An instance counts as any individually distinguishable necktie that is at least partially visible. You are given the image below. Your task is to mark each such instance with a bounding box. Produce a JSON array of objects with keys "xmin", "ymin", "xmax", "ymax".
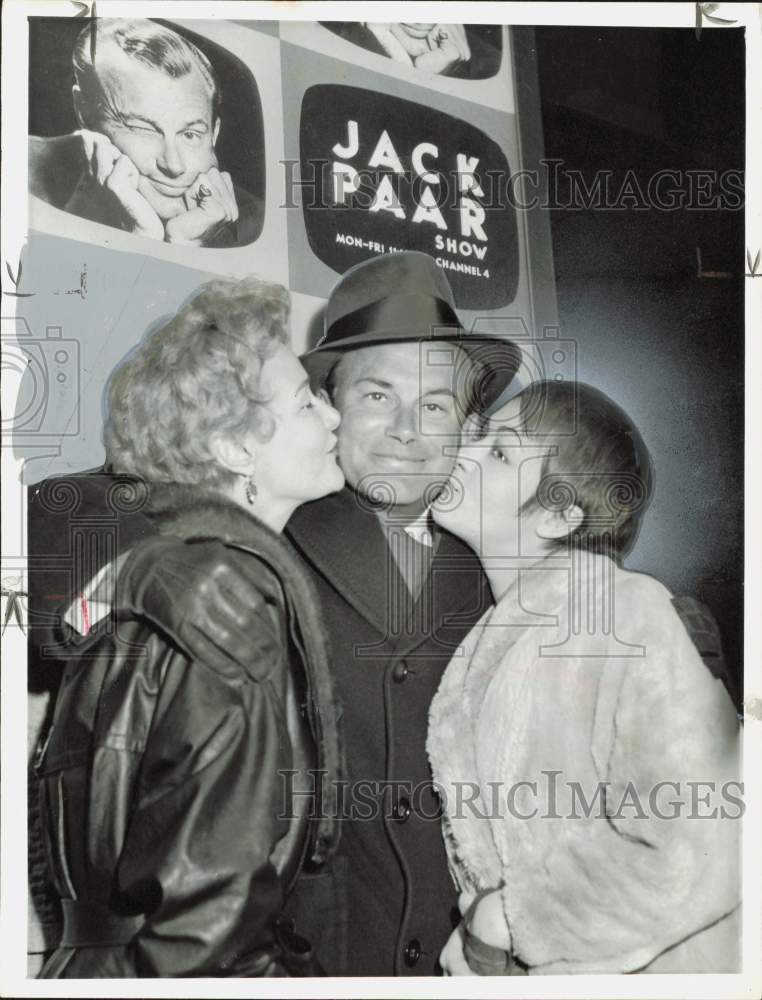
[{"xmin": 385, "ymin": 521, "xmax": 434, "ymax": 599}]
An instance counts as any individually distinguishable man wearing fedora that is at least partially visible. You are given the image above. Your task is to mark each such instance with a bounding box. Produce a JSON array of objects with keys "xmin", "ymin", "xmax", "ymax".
[
  {"xmin": 278, "ymin": 251, "xmax": 737, "ymax": 977},
  {"xmin": 26, "ymin": 250, "xmax": 518, "ymax": 978},
  {"xmin": 279, "ymin": 251, "xmax": 520, "ymax": 976},
  {"xmin": 27, "ymin": 250, "xmax": 734, "ymax": 976}
]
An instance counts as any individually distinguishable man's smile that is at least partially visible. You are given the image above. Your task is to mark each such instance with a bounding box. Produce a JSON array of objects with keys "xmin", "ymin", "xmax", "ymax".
[
  {"xmin": 145, "ymin": 177, "xmax": 190, "ymax": 197},
  {"xmin": 372, "ymin": 452, "xmax": 428, "ymax": 468}
]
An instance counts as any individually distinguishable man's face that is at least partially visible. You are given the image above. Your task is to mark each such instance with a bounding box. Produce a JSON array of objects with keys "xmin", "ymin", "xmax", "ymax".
[
  {"xmin": 79, "ymin": 47, "xmax": 220, "ymax": 220},
  {"xmin": 332, "ymin": 341, "xmax": 465, "ymax": 510}
]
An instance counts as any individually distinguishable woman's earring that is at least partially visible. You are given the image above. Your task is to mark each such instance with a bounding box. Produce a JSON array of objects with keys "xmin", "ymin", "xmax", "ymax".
[{"xmin": 245, "ymin": 474, "xmax": 258, "ymax": 507}]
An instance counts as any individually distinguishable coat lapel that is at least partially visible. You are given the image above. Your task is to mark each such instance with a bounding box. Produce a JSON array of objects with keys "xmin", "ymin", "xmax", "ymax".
[
  {"xmin": 287, "ymin": 489, "xmax": 490, "ymax": 658},
  {"xmin": 390, "ymin": 525, "xmax": 491, "ymax": 659},
  {"xmin": 286, "ymin": 488, "xmax": 407, "ymax": 638}
]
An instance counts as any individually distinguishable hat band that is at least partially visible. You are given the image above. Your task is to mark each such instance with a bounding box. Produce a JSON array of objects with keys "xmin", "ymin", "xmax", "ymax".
[{"xmin": 322, "ymin": 293, "xmax": 461, "ymax": 347}]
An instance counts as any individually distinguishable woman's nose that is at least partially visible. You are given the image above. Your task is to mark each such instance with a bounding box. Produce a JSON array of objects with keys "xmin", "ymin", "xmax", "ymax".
[
  {"xmin": 454, "ymin": 445, "xmax": 480, "ymax": 474},
  {"xmin": 320, "ymin": 398, "xmax": 341, "ymax": 431}
]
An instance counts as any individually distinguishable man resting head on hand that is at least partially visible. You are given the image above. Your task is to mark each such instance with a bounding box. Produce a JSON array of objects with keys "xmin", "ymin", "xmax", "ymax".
[{"xmin": 30, "ymin": 19, "xmax": 262, "ymax": 248}]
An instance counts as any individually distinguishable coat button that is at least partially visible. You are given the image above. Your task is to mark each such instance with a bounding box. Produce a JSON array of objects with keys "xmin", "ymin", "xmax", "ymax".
[
  {"xmin": 403, "ymin": 938, "xmax": 422, "ymax": 967},
  {"xmin": 392, "ymin": 661, "xmax": 409, "ymax": 683},
  {"xmin": 394, "ymin": 796, "xmax": 412, "ymax": 822}
]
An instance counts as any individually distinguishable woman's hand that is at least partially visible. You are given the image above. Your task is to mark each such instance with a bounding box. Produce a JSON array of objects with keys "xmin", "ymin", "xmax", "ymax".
[
  {"xmin": 440, "ymin": 888, "xmax": 512, "ymax": 975},
  {"xmin": 439, "ymin": 923, "xmax": 472, "ymax": 976},
  {"xmin": 467, "ymin": 888, "xmax": 511, "ymax": 949},
  {"xmin": 438, "ymin": 891, "xmax": 477, "ymax": 975}
]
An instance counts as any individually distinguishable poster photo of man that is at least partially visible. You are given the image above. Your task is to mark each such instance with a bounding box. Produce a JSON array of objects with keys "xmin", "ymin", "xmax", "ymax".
[
  {"xmin": 28, "ymin": 18, "xmax": 265, "ymax": 248},
  {"xmin": 320, "ymin": 22, "xmax": 502, "ymax": 79}
]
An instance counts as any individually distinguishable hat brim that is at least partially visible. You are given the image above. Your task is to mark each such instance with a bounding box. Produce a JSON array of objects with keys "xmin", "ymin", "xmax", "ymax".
[{"xmin": 301, "ymin": 329, "xmax": 521, "ymax": 415}]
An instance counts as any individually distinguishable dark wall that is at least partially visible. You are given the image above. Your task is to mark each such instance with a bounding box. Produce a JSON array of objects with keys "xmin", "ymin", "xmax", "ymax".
[{"xmin": 534, "ymin": 27, "xmax": 744, "ymax": 686}]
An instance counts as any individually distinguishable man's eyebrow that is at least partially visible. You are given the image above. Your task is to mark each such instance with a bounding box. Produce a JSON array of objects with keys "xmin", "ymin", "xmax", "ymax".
[
  {"xmin": 294, "ymin": 378, "xmax": 310, "ymax": 397},
  {"xmin": 350, "ymin": 380, "xmax": 456, "ymax": 399},
  {"xmin": 116, "ymin": 114, "xmax": 209, "ymax": 132},
  {"xmin": 178, "ymin": 119, "xmax": 209, "ymax": 132},
  {"xmin": 353, "ymin": 377, "xmax": 393, "ymax": 390},
  {"xmin": 115, "ymin": 113, "xmax": 162, "ymax": 129}
]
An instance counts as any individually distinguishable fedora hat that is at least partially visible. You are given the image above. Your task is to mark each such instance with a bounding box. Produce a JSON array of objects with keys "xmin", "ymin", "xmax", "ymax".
[{"xmin": 302, "ymin": 252, "xmax": 520, "ymax": 415}]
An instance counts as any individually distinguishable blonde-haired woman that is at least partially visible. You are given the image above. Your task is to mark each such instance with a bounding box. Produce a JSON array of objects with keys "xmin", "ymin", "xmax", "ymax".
[{"xmin": 36, "ymin": 277, "xmax": 344, "ymax": 977}]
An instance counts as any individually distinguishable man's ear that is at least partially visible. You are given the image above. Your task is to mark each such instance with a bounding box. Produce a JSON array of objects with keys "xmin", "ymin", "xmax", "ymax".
[
  {"xmin": 209, "ymin": 432, "xmax": 257, "ymax": 477},
  {"xmin": 72, "ymin": 85, "xmax": 87, "ymax": 129},
  {"xmin": 535, "ymin": 503, "xmax": 584, "ymax": 541},
  {"xmin": 212, "ymin": 117, "xmax": 221, "ymax": 147}
]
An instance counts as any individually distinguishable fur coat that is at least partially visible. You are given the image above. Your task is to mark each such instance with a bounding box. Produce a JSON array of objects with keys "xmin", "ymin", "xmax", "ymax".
[{"xmin": 427, "ymin": 552, "xmax": 741, "ymax": 974}]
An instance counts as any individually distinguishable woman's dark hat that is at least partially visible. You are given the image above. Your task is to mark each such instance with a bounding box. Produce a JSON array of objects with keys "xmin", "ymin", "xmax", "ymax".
[{"xmin": 302, "ymin": 252, "xmax": 521, "ymax": 415}]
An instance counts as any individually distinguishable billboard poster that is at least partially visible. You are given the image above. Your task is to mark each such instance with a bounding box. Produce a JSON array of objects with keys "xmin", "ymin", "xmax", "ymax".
[
  {"xmin": 0, "ymin": 3, "xmax": 758, "ymax": 997},
  {"xmin": 15, "ymin": 14, "xmax": 555, "ymax": 481}
]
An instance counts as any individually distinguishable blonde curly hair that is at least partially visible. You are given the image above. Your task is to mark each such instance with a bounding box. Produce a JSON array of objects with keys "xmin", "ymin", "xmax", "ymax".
[{"xmin": 104, "ymin": 276, "xmax": 290, "ymax": 487}]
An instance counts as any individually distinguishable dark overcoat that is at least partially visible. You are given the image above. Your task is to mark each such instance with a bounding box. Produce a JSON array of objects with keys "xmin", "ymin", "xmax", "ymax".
[{"xmin": 284, "ymin": 486, "xmax": 493, "ymax": 976}]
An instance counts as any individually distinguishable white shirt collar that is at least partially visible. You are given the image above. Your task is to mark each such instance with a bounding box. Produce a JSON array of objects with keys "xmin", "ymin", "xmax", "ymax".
[
  {"xmin": 403, "ymin": 508, "xmax": 435, "ymax": 548},
  {"xmin": 375, "ymin": 506, "xmax": 435, "ymax": 548}
]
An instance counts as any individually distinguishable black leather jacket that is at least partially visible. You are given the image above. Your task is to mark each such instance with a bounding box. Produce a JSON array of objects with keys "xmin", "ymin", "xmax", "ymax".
[{"xmin": 34, "ymin": 482, "xmax": 341, "ymax": 978}]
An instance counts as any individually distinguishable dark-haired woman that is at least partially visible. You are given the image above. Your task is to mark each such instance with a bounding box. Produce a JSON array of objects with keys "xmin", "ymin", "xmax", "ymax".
[{"xmin": 428, "ymin": 382, "xmax": 741, "ymax": 975}]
